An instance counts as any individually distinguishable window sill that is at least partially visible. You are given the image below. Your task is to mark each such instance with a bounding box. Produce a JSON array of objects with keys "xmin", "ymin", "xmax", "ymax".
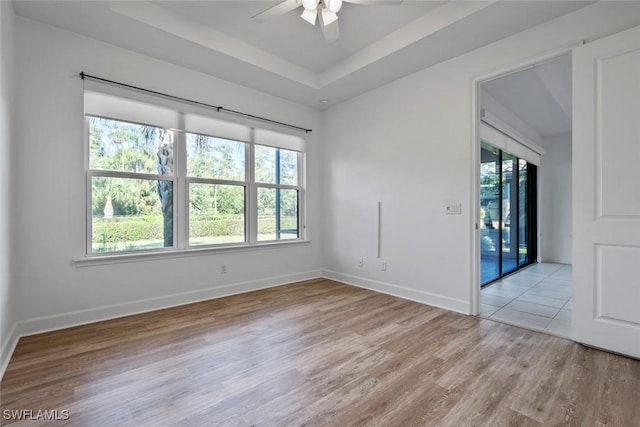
[{"xmin": 73, "ymin": 240, "xmax": 311, "ymax": 267}]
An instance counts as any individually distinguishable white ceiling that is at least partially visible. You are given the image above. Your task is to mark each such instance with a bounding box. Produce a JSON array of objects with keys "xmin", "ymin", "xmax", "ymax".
[
  {"xmin": 482, "ymin": 55, "xmax": 572, "ymax": 137},
  {"xmin": 159, "ymin": 1, "xmax": 446, "ymax": 73},
  {"xmin": 12, "ymin": 0, "xmax": 593, "ymax": 109}
]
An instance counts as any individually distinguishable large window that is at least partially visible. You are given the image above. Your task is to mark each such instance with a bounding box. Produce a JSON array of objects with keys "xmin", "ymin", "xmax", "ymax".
[{"xmin": 85, "ymin": 91, "xmax": 305, "ymax": 255}]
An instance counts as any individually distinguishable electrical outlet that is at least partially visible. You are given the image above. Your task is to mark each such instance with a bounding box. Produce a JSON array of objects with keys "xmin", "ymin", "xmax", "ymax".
[
  {"xmin": 381, "ymin": 261, "xmax": 387, "ymax": 271},
  {"xmin": 357, "ymin": 258, "xmax": 364, "ymax": 268},
  {"xmin": 220, "ymin": 264, "xmax": 227, "ymax": 274}
]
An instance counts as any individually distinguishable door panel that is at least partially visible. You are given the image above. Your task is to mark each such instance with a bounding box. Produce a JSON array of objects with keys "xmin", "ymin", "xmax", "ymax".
[
  {"xmin": 596, "ymin": 245, "xmax": 640, "ymax": 325},
  {"xmin": 573, "ymin": 25, "xmax": 640, "ymax": 358},
  {"xmin": 598, "ymin": 49, "xmax": 640, "ymax": 218}
]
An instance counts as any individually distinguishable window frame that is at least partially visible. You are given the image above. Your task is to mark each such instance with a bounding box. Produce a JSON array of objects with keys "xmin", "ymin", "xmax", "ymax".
[
  {"xmin": 254, "ymin": 147, "xmax": 304, "ymax": 242},
  {"xmin": 85, "ymin": 115, "xmax": 179, "ymax": 255},
  {"xmin": 84, "ymin": 113, "xmax": 306, "ymax": 258},
  {"xmin": 183, "ymin": 130, "xmax": 249, "ymax": 248}
]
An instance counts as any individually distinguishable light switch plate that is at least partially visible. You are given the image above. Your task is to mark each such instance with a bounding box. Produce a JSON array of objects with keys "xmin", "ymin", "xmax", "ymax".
[{"xmin": 445, "ymin": 203, "xmax": 462, "ymax": 215}]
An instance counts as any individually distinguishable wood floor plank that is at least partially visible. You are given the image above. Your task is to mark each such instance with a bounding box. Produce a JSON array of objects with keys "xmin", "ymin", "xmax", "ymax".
[{"xmin": 1, "ymin": 279, "xmax": 639, "ymax": 426}]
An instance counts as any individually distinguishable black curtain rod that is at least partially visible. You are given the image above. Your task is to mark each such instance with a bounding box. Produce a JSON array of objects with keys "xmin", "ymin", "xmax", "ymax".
[{"xmin": 79, "ymin": 72, "xmax": 312, "ymax": 134}]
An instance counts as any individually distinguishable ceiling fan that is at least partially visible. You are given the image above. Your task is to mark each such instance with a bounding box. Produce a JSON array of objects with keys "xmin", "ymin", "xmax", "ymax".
[{"xmin": 252, "ymin": 0, "xmax": 403, "ymax": 43}]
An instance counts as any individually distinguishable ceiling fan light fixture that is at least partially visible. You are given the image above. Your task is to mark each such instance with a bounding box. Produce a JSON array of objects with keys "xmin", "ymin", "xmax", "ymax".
[
  {"xmin": 300, "ymin": 8, "xmax": 318, "ymax": 25},
  {"xmin": 301, "ymin": 0, "xmax": 319, "ymax": 11},
  {"xmin": 320, "ymin": 7, "xmax": 338, "ymax": 26},
  {"xmin": 325, "ymin": 0, "xmax": 343, "ymax": 13}
]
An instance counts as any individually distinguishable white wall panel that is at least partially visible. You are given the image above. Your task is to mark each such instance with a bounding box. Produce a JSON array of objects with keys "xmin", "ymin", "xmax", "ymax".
[
  {"xmin": 322, "ymin": 2, "xmax": 640, "ymax": 313},
  {"xmin": 540, "ymin": 133, "xmax": 572, "ymax": 264}
]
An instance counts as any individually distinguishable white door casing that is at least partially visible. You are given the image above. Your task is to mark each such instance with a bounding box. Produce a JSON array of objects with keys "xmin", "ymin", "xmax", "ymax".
[{"xmin": 573, "ymin": 25, "xmax": 640, "ymax": 359}]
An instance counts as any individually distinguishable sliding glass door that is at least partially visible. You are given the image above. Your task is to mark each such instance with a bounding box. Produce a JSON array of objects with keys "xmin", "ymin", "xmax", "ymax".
[
  {"xmin": 480, "ymin": 142, "xmax": 537, "ymax": 286},
  {"xmin": 501, "ymin": 152, "xmax": 517, "ymax": 275}
]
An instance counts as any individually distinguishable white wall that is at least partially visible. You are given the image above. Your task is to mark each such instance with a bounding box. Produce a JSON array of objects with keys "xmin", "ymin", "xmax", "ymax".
[
  {"xmin": 321, "ymin": 2, "xmax": 640, "ymax": 313},
  {"xmin": 0, "ymin": 1, "xmax": 17, "ymax": 374},
  {"xmin": 10, "ymin": 17, "xmax": 322, "ymax": 337},
  {"xmin": 540, "ymin": 133, "xmax": 572, "ymax": 264},
  {"xmin": 481, "ymin": 90, "xmax": 543, "ymax": 149}
]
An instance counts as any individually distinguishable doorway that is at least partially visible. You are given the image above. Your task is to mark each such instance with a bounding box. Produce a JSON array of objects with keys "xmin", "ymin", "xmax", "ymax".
[{"xmin": 473, "ymin": 53, "xmax": 573, "ymax": 338}]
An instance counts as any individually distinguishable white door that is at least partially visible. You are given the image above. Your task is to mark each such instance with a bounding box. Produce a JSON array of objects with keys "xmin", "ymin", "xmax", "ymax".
[{"xmin": 573, "ymin": 25, "xmax": 640, "ymax": 359}]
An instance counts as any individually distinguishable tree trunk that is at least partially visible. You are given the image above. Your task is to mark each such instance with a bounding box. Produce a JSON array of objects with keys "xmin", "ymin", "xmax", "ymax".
[
  {"xmin": 158, "ymin": 181, "xmax": 173, "ymax": 247},
  {"xmin": 156, "ymin": 131, "xmax": 174, "ymax": 247}
]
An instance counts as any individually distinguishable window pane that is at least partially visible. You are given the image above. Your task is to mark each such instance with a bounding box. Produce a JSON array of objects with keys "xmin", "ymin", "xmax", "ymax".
[
  {"xmin": 257, "ymin": 188, "xmax": 299, "ymax": 241},
  {"xmin": 519, "ymin": 159, "xmax": 529, "ymax": 266},
  {"xmin": 91, "ymin": 177, "xmax": 173, "ymax": 253},
  {"xmin": 189, "ymin": 184, "xmax": 245, "ymax": 245},
  {"xmin": 255, "ymin": 145, "xmax": 276, "ymax": 183},
  {"xmin": 502, "ymin": 152, "xmax": 517, "ymax": 275},
  {"xmin": 186, "ymin": 134, "xmax": 245, "ymax": 181},
  {"xmin": 89, "ymin": 117, "xmax": 174, "ymax": 175},
  {"xmin": 255, "ymin": 145, "xmax": 298, "ymax": 185},
  {"xmin": 279, "ymin": 149, "xmax": 298, "ymax": 185},
  {"xmin": 480, "ymin": 142, "xmax": 500, "ymax": 285}
]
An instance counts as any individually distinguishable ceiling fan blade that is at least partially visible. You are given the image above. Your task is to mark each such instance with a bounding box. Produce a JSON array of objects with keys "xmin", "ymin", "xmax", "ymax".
[
  {"xmin": 343, "ymin": 0, "xmax": 403, "ymax": 5},
  {"xmin": 252, "ymin": 0, "xmax": 301, "ymax": 23},
  {"xmin": 319, "ymin": 17, "xmax": 340, "ymax": 43}
]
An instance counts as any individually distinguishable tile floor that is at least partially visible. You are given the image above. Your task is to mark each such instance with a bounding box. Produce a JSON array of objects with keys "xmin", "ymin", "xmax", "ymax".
[{"xmin": 480, "ymin": 263, "xmax": 572, "ymax": 338}]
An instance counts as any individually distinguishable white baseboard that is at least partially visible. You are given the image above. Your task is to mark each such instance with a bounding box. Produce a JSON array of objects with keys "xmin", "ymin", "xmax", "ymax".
[
  {"xmin": 0, "ymin": 323, "xmax": 19, "ymax": 382},
  {"xmin": 0, "ymin": 269, "xmax": 322, "ymax": 381},
  {"xmin": 322, "ymin": 270, "xmax": 470, "ymax": 315}
]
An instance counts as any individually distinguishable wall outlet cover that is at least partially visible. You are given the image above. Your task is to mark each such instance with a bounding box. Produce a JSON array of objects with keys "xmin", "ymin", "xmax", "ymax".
[{"xmin": 445, "ymin": 202, "xmax": 462, "ymax": 215}]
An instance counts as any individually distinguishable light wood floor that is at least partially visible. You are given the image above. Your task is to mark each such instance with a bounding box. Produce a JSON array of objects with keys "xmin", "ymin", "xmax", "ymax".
[{"xmin": 1, "ymin": 279, "xmax": 639, "ymax": 426}]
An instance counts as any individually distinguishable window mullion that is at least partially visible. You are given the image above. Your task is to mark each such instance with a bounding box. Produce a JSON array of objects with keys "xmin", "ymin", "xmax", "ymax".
[
  {"xmin": 248, "ymin": 130, "xmax": 257, "ymax": 244},
  {"xmin": 298, "ymin": 151, "xmax": 305, "ymax": 239},
  {"xmin": 275, "ymin": 148, "xmax": 281, "ymax": 240},
  {"xmin": 187, "ymin": 177, "xmax": 247, "ymax": 186},
  {"xmin": 252, "ymin": 182, "xmax": 299, "ymax": 191},
  {"xmin": 85, "ymin": 170, "xmax": 92, "ymax": 256},
  {"xmin": 85, "ymin": 117, "xmax": 91, "ymax": 255},
  {"xmin": 87, "ymin": 169, "xmax": 174, "ymax": 181},
  {"xmin": 176, "ymin": 113, "xmax": 187, "ymax": 250}
]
